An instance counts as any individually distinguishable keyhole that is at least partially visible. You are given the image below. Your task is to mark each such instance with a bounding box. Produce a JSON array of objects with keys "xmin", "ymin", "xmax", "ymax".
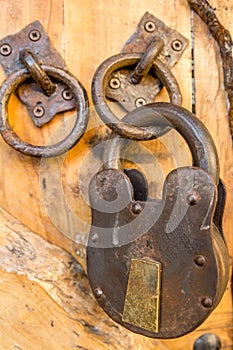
[{"xmin": 124, "ymin": 168, "xmax": 148, "ymax": 201}]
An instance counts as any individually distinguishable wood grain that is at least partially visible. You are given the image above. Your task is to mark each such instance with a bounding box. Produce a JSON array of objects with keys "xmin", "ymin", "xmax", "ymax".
[
  {"xmin": 193, "ymin": 0, "xmax": 233, "ymax": 257},
  {"xmin": 0, "ymin": 0, "xmax": 192, "ymax": 259},
  {"xmin": 0, "ymin": 207, "xmax": 178, "ymax": 350},
  {"xmin": 0, "ymin": 0, "xmax": 231, "ymax": 349}
]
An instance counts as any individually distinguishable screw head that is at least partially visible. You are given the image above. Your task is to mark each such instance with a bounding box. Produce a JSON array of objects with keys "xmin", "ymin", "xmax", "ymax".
[
  {"xmin": 135, "ymin": 97, "xmax": 146, "ymax": 108},
  {"xmin": 109, "ymin": 77, "xmax": 121, "ymax": 89},
  {"xmin": 0, "ymin": 43, "xmax": 12, "ymax": 56},
  {"xmin": 33, "ymin": 104, "xmax": 45, "ymax": 118},
  {"xmin": 202, "ymin": 297, "xmax": 213, "ymax": 308},
  {"xmin": 195, "ymin": 255, "xmax": 206, "ymax": 267},
  {"xmin": 171, "ymin": 39, "xmax": 183, "ymax": 52},
  {"xmin": 28, "ymin": 29, "xmax": 41, "ymax": 41},
  {"xmin": 94, "ymin": 287, "xmax": 103, "ymax": 299},
  {"xmin": 132, "ymin": 203, "xmax": 142, "ymax": 214},
  {"xmin": 144, "ymin": 21, "xmax": 156, "ymax": 33},
  {"xmin": 62, "ymin": 88, "xmax": 74, "ymax": 101}
]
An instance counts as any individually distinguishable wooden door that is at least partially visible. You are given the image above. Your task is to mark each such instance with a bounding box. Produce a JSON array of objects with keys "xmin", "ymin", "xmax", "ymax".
[{"xmin": 0, "ymin": 1, "xmax": 232, "ymax": 349}]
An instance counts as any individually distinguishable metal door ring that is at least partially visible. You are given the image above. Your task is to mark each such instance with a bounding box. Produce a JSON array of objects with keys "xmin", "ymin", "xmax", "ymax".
[
  {"xmin": 92, "ymin": 53, "xmax": 182, "ymax": 141},
  {"xmin": 0, "ymin": 65, "xmax": 89, "ymax": 157}
]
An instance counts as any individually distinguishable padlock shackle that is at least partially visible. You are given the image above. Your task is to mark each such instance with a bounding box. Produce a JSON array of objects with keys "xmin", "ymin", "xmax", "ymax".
[{"xmin": 104, "ymin": 103, "xmax": 219, "ymax": 183}]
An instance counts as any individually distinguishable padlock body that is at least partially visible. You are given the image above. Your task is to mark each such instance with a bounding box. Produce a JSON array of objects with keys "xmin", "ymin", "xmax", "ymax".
[{"xmin": 87, "ymin": 167, "xmax": 229, "ymax": 338}]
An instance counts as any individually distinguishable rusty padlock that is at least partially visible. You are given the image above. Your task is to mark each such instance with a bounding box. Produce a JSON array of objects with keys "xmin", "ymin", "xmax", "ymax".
[{"xmin": 87, "ymin": 103, "xmax": 229, "ymax": 339}]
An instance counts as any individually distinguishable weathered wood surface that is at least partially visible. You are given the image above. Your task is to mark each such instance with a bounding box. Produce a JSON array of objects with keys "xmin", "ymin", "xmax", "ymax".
[
  {"xmin": 0, "ymin": 206, "xmax": 231, "ymax": 350},
  {"xmin": 0, "ymin": 0, "xmax": 232, "ymax": 349},
  {"xmin": 0, "ymin": 207, "xmax": 188, "ymax": 350}
]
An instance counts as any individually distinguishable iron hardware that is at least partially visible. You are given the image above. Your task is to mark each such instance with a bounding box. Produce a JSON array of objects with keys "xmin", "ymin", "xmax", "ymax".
[
  {"xmin": 0, "ymin": 21, "xmax": 89, "ymax": 157},
  {"xmin": 87, "ymin": 103, "xmax": 229, "ymax": 338},
  {"xmin": 92, "ymin": 12, "xmax": 188, "ymax": 140}
]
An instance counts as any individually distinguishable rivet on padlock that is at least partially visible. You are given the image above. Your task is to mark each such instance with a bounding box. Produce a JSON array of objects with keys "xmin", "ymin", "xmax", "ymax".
[{"xmin": 87, "ymin": 103, "xmax": 229, "ymax": 339}]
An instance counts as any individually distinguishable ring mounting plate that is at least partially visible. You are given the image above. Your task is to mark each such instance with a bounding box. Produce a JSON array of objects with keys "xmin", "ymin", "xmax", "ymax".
[
  {"xmin": 0, "ymin": 21, "xmax": 75, "ymax": 127},
  {"xmin": 122, "ymin": 12, "xmax": 189, "ymax": 66},
  {"xmin": 105, "ymin": 12, "xmax": 188, "ymax": 112}
]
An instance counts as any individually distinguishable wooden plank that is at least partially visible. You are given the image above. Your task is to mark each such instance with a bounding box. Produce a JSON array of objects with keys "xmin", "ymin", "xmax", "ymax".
[
  {"xmin": 193, "ymin": 0, "xmax": 233, "ymax": 255},
  {"xmin": 0, "ymin": 189, "xmax": 231, "ymax": 350},
  {"xmin": 0, "ymin": 0, "xmax": 232, "ymax": 349},
  {"xmin": 0, "ymin": 0, "xmax": 192, "ymax": 260},
  {"xmin": 0, "ymin": 204, "xmax": 232, "ymax": 349},
  {"xmin": 0, "ymin": 0, "xmax": 73, "ymax": 254},
  {"xmin": 0, "ymin": 206, "xmax": 175, "ymax": 350},
  {"xmin": 190, "ymin": 0, "xmax": 233, "ymax": 348}
]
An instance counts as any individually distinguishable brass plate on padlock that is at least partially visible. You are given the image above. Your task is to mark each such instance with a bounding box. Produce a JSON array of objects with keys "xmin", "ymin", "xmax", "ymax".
[{"xmin": 122, "ymin": 258, "xmax": 162, "ymax": 333}]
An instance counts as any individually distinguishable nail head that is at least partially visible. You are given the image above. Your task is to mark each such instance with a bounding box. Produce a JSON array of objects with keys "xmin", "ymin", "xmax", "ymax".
[
  {"xmin": 132, "ymin": 203, "xmax": 142, "ymax": 214},
  {"xmin": 195, "ymin": 255, "xmax": 206, "ymax": 267},
  {"xmin": 187, "ymin": 193, "xmax": 199, "ymax": 206},
  {"xmin": 91, "ymin": 233, "xmax": 99, "ymax": 243},
  {"xmin": 94, "ymin": 287, "xmax": 103, "ymax": 298},
  {"xmin": 193, "ymin": 333, "xmax": 221, "ymax": 350}
]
